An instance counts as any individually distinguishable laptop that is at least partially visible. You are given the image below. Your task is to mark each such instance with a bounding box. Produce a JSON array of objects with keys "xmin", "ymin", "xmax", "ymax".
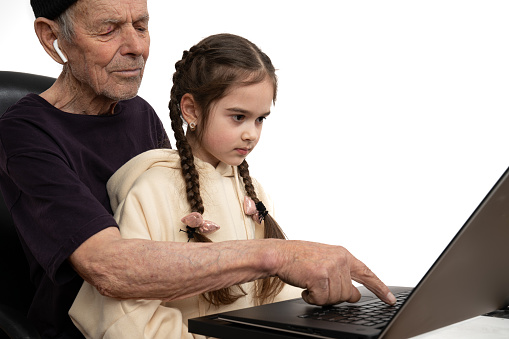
[{"xmin": 189, "ymin": 165, "xmax": 509, "ymax": 338}]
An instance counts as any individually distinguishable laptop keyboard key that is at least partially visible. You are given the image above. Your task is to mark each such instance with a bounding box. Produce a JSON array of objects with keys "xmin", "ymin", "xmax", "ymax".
[{"xmin": 302, "ymin": 291, "xmax": 410, "ymax": 327}]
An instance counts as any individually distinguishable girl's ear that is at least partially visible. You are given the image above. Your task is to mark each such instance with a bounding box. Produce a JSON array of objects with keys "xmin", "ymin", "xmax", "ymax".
[{"xmin": 180, "ymin": 93, "xmax": 200, "ymax": 125}]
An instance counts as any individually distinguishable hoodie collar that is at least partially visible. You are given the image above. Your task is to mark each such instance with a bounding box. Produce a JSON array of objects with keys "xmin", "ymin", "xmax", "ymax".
[{"xmin": 107, "ymin": 149, "xmax": 235, "ymax": 211}]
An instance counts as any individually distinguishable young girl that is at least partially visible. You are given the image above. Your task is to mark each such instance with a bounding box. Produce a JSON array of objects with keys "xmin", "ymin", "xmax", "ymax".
[{"xmin": 69, "ymin": 33, "xmax": 301, "ymax": 338}]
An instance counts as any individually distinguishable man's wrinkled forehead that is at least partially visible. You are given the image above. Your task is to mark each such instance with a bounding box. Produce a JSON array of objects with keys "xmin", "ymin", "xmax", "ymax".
[{"xmin": 75, "ymin": 0, "xmax": 149, "ymax": 26}]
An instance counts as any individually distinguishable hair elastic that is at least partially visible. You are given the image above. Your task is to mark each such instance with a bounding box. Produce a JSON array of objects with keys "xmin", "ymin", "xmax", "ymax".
[
  {"xmin": 255, "ymin": 201, "xmax": 268, "ymax": 222},
  {"xmin": 180, "ymin": 212, "xmax": 220, "ymax": 241},
  {"xmin": 244, "ymin": 196, "xmax": 268, "ymax": 224}
]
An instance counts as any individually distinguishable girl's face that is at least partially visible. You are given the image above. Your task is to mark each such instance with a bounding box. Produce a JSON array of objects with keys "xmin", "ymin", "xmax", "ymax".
[{"xmin": 193, "ymin": 77, "xmax": 274, "ymax": 167}]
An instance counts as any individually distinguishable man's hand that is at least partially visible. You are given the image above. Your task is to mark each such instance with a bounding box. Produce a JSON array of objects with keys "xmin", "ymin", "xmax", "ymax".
[
  {"xmin": 274, "ymin": 240, "xmax": 396, "ymax": 306},
  {"xmin": 70, "ymin": 230, "xmax": 394, "ymax": 306}
]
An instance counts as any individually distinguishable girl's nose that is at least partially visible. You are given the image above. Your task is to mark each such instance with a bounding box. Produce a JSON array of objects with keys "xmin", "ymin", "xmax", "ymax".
[{"xmin": 241, "ymin": 125, "xmax": 258, "ymax": 141}]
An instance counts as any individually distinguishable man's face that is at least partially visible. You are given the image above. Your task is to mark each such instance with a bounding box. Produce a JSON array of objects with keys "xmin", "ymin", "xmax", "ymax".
[{"xmin": 64, "ymin": 0, "xmax": 150, "ymax": 101}]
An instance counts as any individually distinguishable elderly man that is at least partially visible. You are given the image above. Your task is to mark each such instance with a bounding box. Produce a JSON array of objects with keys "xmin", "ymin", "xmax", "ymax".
[{"xmin": 0, "ymin": 0, "xmax": 395, "ymax": 338}]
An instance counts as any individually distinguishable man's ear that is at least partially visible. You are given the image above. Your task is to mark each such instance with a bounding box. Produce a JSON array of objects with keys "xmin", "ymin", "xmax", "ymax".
[
  {"xmin": 180, "ymin": 93, "xmax": 200, "ymax": 125},
  {"xmin": 34, "ymin": 17, "xmax": 66, "ymax": 64}
]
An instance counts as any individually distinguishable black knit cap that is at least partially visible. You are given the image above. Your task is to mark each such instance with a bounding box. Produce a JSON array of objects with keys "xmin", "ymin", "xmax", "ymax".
[{"xmin": 30, "ymin": 0, "xmax": 79, "ymax": 20}]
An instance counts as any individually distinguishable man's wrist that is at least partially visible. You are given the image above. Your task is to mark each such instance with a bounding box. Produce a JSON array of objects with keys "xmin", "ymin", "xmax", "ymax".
[{"xmin": 256, "ymin": 238, "xmax": 286, "ymax": 277}]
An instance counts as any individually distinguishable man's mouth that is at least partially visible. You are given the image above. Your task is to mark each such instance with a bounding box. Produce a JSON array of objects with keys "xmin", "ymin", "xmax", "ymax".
[{"xmin": 113, "ymin": 68, "xmax": 142, "ymax": 77}]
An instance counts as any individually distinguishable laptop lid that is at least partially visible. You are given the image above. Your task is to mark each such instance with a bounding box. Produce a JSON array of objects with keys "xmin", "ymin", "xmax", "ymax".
[{"xmin": 189, "ymin": 165, "xmax": 509, "ymax": 338}]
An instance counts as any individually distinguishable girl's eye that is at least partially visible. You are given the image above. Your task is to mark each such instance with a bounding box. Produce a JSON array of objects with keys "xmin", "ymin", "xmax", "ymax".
[
  {"xmin": 233, "ymin": 115, "xmax": 245, "ymax": 122},
  {"xmin": 256, "ymin": 116, "xmax": 267, "ymax": 123}
]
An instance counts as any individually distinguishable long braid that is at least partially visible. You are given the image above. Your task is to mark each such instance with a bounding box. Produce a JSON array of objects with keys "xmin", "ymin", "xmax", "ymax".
[
  {"xmin": 169, "ymin": 61, "xmax": 209, "ymax": 243},
  {"xmin": 238, "ymin": 160, "xmax": 286, "ymax": 305},
  {"xmin": 169, "ymin": 46, "xmax": 246, "ymax": 305}
]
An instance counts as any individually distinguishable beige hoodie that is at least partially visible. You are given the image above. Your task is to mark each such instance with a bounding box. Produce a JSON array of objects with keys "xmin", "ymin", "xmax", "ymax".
[{"xmin": 69, "ymin": 149, "xmax": 301, "ymax": 339}]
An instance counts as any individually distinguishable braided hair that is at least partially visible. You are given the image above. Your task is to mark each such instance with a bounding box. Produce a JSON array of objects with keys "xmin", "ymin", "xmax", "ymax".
[{"xmin": 169, "ymin": 33, "xmax": 285, "ymax": 306}]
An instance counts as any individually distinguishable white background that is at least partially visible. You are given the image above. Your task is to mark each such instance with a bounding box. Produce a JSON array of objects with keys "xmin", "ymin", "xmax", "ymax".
[{"xmin": 2, "ymin": 1, "xmax": 509, "ymax": 288}]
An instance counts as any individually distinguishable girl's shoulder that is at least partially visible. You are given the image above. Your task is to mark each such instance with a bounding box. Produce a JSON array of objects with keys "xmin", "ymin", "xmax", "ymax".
[
  {"xmin": 107, "ymin": 148, "xmax": 181, "ymax": 210},
  {"xmin": 112, "ymin": 148, "xmax": 180, "ymax": 180}
]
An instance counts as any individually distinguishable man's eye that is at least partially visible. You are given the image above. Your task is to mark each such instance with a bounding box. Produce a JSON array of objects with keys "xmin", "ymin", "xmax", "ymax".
[
  {"xmin": 98, "ymin": 25, "xmax": 117, "ymax": 36},
  {"xmin": 101, "ymin": 29, "xmax": 114, "ymax": 36}
]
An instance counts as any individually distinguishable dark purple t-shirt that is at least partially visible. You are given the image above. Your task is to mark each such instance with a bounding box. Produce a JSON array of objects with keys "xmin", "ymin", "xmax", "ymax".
[{"xmin": 0, "ymin": 94, "xmax": 169, "ymax": 338}]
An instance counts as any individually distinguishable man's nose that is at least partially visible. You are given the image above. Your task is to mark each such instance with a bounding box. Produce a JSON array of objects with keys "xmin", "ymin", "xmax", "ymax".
[{"xmin": 120, "ymin": 26, "xmax": 147, "ymax": 57}]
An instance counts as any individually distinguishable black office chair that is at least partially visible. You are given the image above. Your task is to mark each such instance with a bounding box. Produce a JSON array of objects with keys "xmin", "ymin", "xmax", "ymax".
[{"xmin": 0, "ymin": 71, "xmax": 55, "ymax": 339}]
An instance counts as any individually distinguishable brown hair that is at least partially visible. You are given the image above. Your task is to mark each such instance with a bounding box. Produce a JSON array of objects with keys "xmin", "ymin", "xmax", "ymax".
[{"xmin": 169, "ymin": 33, "xmax": 285, "ymax": 306}]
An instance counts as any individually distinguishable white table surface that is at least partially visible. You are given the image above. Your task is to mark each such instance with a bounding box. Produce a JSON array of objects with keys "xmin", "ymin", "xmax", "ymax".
[{"xmin": 412, "ymin": 316, "xmax": 509, "ymax": 339}]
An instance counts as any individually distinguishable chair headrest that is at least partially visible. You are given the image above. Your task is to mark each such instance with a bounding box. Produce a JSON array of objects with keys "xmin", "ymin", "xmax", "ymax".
[{"xmin": 0, "ymin": 71, "xmax": 56, "ymax": 116}]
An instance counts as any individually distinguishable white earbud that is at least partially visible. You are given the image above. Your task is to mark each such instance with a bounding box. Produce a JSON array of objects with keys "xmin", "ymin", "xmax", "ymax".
[{"xmin": 53, "ymin": 39, "xmax": 68, "ymax": 63}]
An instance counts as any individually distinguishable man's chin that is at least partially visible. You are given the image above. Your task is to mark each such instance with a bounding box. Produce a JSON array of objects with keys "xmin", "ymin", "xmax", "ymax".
[
  {"xmin": 108, "ymin": 74, "xmax": 143, "ymax": 98},
  {"xmin": 103, "ymin": 84, "xmax": 141, "ymax": 102},
  {"xmin": 115, "ymin": 92, "xmax": 138, "ymax": 101}
]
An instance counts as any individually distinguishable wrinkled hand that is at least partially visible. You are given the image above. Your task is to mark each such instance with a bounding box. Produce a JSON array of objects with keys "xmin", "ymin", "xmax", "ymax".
[{"xmin": 275, "ymin": 240, "xmax": 396, "ymax": 306}]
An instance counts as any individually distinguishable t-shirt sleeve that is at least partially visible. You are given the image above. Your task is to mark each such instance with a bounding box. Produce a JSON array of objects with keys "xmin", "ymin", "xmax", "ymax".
[
  {"xmin": 7, "ymin": 152, "xmax": 116, "ymax": 282},
  {"xmin": 0, "ymin": 124, "xmax": 117, "ymax": 284}
]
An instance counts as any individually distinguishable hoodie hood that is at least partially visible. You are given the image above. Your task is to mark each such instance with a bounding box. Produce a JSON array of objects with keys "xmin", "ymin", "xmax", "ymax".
[{"xmin": 107, "ymin": 148, "xmax": 234, "ymax": 212}]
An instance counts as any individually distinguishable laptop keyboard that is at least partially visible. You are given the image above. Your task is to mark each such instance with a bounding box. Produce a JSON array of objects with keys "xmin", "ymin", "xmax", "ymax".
[{"xmin": 298, "ymin": 291, "xmax": 410, "ymax": 327}]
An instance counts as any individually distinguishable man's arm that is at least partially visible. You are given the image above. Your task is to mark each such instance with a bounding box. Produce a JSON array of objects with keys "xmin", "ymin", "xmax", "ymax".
[{"xmin": 69, "ymin": 227, "xmax": 396, "ymax": 306}]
